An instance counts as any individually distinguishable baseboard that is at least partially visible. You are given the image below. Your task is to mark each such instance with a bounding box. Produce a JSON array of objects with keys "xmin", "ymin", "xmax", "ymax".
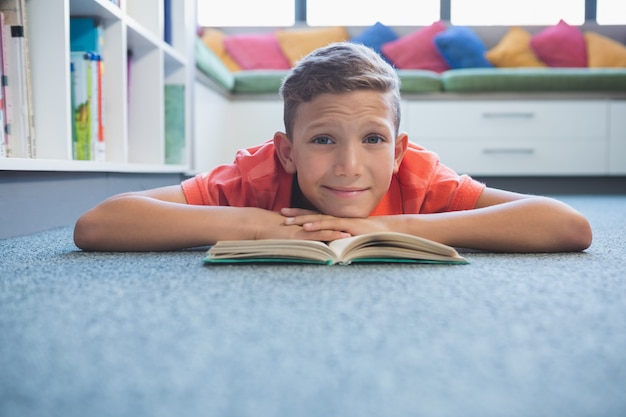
[
  {"xmin": 2, "ymin": 171, "xmax": 624, "ymax": 239},
  {"xmin": 0, "ymin": 171, "xmax": 185, "ymax": 239},
  {"xmin": 474, "ymin": 176, "xmax": 626, "ymax": 195}
]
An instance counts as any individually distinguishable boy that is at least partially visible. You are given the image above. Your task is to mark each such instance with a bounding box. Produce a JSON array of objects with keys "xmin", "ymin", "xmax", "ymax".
[{"xmin": 74, "ymin": 43, "xmax": 592, "ymax": 252}]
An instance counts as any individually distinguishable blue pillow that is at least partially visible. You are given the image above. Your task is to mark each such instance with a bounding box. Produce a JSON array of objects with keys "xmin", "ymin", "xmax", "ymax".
[
  {"xmin": 433, "ymin": 26, "xmax": 493, "ymax": 69},
  {"xmin": 351, "ymin": 22, "xmax": 398, "ymax": 58}
]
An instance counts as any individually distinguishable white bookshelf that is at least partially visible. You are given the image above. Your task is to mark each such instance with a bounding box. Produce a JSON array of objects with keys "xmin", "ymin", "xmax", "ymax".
[{"xmin": 0, "ymin": 0, "xmax": 194, "ymax": 172}]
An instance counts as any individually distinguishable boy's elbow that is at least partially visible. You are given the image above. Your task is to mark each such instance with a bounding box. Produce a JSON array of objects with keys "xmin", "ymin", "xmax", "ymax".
[
  {"xmin": 572, "ymin": 214, "xmax": 593, "ymax": 251},
  {"xmin": 560, "ymin": 210, "xmax": 592, "ymax": 252},
  {"xmin": 73, "ymin": 211, "xmax": 101, "ymax": 251}
]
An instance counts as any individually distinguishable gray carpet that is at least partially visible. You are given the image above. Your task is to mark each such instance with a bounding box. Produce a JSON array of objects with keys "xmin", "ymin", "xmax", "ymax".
[{"xmin": 1, "ymin": 196, "xmax": 625, "ymax": 417}]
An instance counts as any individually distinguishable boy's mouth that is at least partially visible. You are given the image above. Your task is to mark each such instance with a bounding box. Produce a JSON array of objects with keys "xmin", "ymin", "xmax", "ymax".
[{"xmin": 322, "ymin": 186, "xmax": 369, "ymax": 198}]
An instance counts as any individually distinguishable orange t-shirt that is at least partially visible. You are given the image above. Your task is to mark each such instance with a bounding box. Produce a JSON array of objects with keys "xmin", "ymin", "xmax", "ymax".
[{"xmin": 181, "ymin": 139, "xmax": 485, "ymax": 215}]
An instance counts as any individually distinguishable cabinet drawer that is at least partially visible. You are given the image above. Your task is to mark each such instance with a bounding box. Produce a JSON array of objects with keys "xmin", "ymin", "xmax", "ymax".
[
  {"xmin": 407, "ymin": 101, "xmax": 609, "ymax": 139},
  {"xmin": 417, "ymin": 138, "xmax": 608, "ymax": 176}
]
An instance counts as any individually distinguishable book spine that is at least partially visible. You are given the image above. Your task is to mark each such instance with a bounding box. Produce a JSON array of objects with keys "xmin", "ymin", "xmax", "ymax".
[
  {"xmin": 70, "ymin": 61, "xmax": 77, "ymax": 160},
  {"xmin": 0, "ymin": 22, "xmax": 11, "ymax": 157},
  {"xmin": 88, "ymin": 52, "xmax": 98, "ymax": 161},
  {"xmin": 70, "ymin": 52, "xmax": 90, "ymax": 160},
  {"xmin": 92, "ymin": 53, "xmax": 105, "ymax": 162},
  {"xmin": 1, "ymin": 0, "xmax": 36, "ymax": 158},
  {"xmin": 7, "ymin": 24, "xmax": 29, "ymax": 158},
  {"xmin": 163, "ymin": 0, "xmax": 172, "ymax": 45},
  {"xmin": 0, "ymin": 11, "xmax": 6, "ymax": 158}
]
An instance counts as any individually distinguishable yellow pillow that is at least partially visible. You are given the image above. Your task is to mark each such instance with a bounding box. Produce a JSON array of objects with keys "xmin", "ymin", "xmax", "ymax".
[
  {"xmin": 275, "ymin": 26, "xmax": 349, "ymax": 66},
  {"xmin": 486, "ymin": 26, "xmax": 546, "ymax": 68},
  {"xmin": 201, "ymin": 28, "xmax": 242, "ymax": 72},
  {"xmin": 585, "ymin": 31, "xmax": 626, "ymax": 68}
]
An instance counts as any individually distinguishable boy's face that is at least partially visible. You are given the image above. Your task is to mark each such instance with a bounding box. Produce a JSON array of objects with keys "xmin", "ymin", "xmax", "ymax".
[{"xmin": 275, "ymin": 90, "xmax": 408, "ymax": 218}]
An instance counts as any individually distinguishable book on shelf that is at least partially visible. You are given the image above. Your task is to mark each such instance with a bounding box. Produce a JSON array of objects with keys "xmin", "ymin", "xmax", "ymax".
[
  {"xmin": 204, "ymin": 232, "xmax": 469, "ymax": 265},
  {"xmin": 90, "ymin": 53, "xmax": 105, "ymax": 161},
  {"xmin": 70, "ymin": 52, "xmax": 91, "ymax": 160},
  {"xmin": 70, "ymin": 51, "xmax": 105, "ymax": 161},
  {"xmin": 70, "ymin": 17, "xmax": 103, "ymax": 52},
  {"xmin": 164, "ymin": 84, "xmax": 185, "ymax": 164},
  {"xmin": 163, "ymin": 0, "xmax": 172, "ymax": 45},
  {"xmin": 0, "ymin": 0, "xmax": 36, "ymax": 158},
  {"xmin": 0, "ymin": 12, "xmax": 7, "ymax": 157},
  {"xmin": 69, "ymin": 17, "xmax": 105, "ymax": 161}
]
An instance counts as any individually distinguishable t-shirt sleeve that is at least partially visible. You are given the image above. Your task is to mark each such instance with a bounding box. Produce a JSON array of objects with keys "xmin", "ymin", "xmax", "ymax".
[
  {"xmin": 396, "ymin": 142, "xmax": 485, "ymax": 214},
  {"xmin": 181, "ymin": 164, "xmax": 244, "ymax": 206},
  {"xmin": 422, "ymin": 162, "xmax": 486, "ymax": 213}
]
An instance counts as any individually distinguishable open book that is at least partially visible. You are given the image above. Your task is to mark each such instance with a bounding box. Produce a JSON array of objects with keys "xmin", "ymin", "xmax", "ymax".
[{"xmin": 204, "ymin": 232, "xmax": 468, "ymax": 265}]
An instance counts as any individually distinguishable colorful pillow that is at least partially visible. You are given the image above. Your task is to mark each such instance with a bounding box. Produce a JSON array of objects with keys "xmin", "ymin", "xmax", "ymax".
[
  {"xmin": 200, "ymin": 28, "xmax": 242, "ymax": 72},
  {"xmin": 223, "ymin": 33, "xmax": 291, "ymax": 70},
  {"xmin": 585, "ymin": 32, "xmax": 626, "ymax": 68},
  {"xmin": 485, "ymin": 26, "xmax": 546, "ymax": 67},
  {"xmin": 433, "ymin": 26, "xmax": 493, "ymax": 69},
  {"xmin": 350, "ymin": 22, "xmax": 398, "ymax": 58},
  {"xmin": 380, "ymin": 21, "xmax": 450, "ymax": 72},
  {"xmin": 275, "ymin": 26, "xmax": 349, "ymax": 66},
  {"xmin": 530, "ymin": 20, "xmax": 587, "ymax": 67}
]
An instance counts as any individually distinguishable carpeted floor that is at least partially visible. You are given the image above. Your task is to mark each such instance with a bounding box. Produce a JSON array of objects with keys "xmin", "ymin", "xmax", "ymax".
[{"xmin": 1, "ymin": 195, "xmax": 625, "ymax": 417}]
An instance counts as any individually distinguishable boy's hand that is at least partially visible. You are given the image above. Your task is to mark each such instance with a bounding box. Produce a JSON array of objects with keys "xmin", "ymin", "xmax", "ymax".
[
  {"xmin": 280, "ymin": 208, "xmax": 392, "ymax": 239},
  {"xmin": 254, "ymin": 208, "xmax": 351, "ymax": 241}
]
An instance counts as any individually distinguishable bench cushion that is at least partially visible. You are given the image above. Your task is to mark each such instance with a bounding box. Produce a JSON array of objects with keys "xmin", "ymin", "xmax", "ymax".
[
  {"xmin": 397, "ymin": 70, "xmax": 442, "ymax": 93},
  {"xmin": 233, "ymin": 71, "xmax": 289, "ymax": 94},
  {"xmin": 441, "ymin": 68, "xmax": 626, "ymax": 92}
]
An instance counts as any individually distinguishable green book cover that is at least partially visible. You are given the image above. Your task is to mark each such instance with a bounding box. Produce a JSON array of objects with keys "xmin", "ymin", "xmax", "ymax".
[{"xmin": 164, "ymin": 84, "xmax": 185, "ymax": 165}]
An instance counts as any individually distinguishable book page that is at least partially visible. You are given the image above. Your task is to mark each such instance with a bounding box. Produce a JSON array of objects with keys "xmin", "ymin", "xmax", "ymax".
[
  {"xmin": 207, "ymin": 239, "xmax": 338, "ymax": 263},
  {"xmin": 328, "ymin": 232, "xmax": 462, "ymax": 263}
]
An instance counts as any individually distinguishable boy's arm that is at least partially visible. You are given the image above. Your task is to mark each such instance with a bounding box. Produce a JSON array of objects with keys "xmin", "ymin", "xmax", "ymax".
[
  {"xmin": 74, "ymin": 185, "xmax": 348, "ymax": 251},
  {"xmin": 411, "ymin": 187, "xmax": 593, "ymax": 252},
  {"xmin": 284, "ymin": 188, "xmax": 593, "ymax": 253}
]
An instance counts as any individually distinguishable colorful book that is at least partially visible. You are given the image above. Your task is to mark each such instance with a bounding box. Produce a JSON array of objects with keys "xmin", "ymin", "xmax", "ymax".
[
  {"xmin": 70, "ymin": 52, "xmax": 91, "ymax": 160},
  {"xmin": 0, "ymin": 0, "xmax": 36, "ymax": 158},
  {"xmin": 88, "ymin": 52, "xmax": 104, "ymax": 161},
  {"xmin": 70, "ymin": 17, "xmax": 102, "ymax": 52}
]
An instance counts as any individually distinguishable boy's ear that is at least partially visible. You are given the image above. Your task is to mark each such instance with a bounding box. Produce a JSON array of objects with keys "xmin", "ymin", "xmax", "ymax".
[
  {"xmin": 274, "ymin": 131, "xmax": 297, "ymax": 174},
  {"xmin": 393, "ymin": 133, "xmax": 409, "ymax": 173}
]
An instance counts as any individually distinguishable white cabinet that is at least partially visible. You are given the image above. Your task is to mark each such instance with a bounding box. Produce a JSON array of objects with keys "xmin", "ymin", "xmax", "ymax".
[
  {"xmin": 1, "ymin": 0, "xmax": 194, "ymax": 172},
  {"xmin": 609, "ymin": 101, "xmax": 626, "ymax": 174},
  {"xmin": 405, "ymin": 100, "xmax": 610, "ymax": 176}
]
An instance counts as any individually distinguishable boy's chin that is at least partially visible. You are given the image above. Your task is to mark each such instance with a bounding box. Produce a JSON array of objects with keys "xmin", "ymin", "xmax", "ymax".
[{"xmin": 322, "ymin": 206, "xmax": 372, "ymax": 219}]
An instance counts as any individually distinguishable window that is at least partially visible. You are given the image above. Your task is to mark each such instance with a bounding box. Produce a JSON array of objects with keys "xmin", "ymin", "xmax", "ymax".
[
  {"xmin": 306, "ymin": 0, "xmax": 440, "ymax": 26},
  {"xmin": 197, "ymin": 0, "xmax": 602, "ymax": 27},
  {"xmin": 450, "ymin": 0, "xmax": 585, "ymax": 25},
  {"xmin": 597, "ymin": 0, "xmax": 626, "ymax": 24},
  {"xmin": 196, "ymin": 0, "xmax": 294, "ymax": 26}
]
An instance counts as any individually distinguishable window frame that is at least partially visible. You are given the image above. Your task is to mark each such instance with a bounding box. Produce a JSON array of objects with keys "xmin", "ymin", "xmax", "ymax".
[
  {"xmin": 199, "ymin": 0, "xmax": 601, "ymax": 26},
  {"xmin": 296, "ymin": 0, "xmax": 596, "ymax": 23}
]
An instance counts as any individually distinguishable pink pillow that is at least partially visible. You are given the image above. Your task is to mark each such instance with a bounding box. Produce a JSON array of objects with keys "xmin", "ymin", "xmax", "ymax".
[
  {"xmin": 381, "ymin": 21, "xmax": 450, "ymax": 73},
  {"xmin": 530, "ymin": 20, "xmax": 587, "ymax": 67},
  {"xmin": 223, "ymin": 33, "xmax": 291, "ymax": 70}
]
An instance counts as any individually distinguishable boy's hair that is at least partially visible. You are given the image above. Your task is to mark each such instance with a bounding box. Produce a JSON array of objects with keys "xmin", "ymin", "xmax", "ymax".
[{"xmin": 279, "ymin": 42, "xmax": 401, "ymax": 139}]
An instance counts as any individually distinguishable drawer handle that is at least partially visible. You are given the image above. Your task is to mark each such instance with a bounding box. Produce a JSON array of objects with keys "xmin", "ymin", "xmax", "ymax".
[
  {"xmin": 483, "ymin": 148, "xmax": 535, "ymax": 155},
  {"xmin": 482, "ymin": 112, "xmax": 535, "ymax": 119}
]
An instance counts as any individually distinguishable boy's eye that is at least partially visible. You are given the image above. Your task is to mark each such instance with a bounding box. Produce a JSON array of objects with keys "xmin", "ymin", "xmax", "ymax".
[
  {"xmin": 364, "ymin": 135, "xmax": 384, "ymax": 144},
  {"xmin": 312, "ymin": 136, "xmax": 334, "ymax": 145}
]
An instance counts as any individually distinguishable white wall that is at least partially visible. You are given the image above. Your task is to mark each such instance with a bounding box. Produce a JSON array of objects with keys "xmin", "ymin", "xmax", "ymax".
[{"xmin": 194, "ymin": 81, "xmax": 284, "ymax": 173}]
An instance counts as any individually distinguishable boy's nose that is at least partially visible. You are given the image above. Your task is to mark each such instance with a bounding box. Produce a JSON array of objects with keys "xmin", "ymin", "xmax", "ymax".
[{"xmin": 333, "ymin": 144, "xmax": 361, "ymax": 177}]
